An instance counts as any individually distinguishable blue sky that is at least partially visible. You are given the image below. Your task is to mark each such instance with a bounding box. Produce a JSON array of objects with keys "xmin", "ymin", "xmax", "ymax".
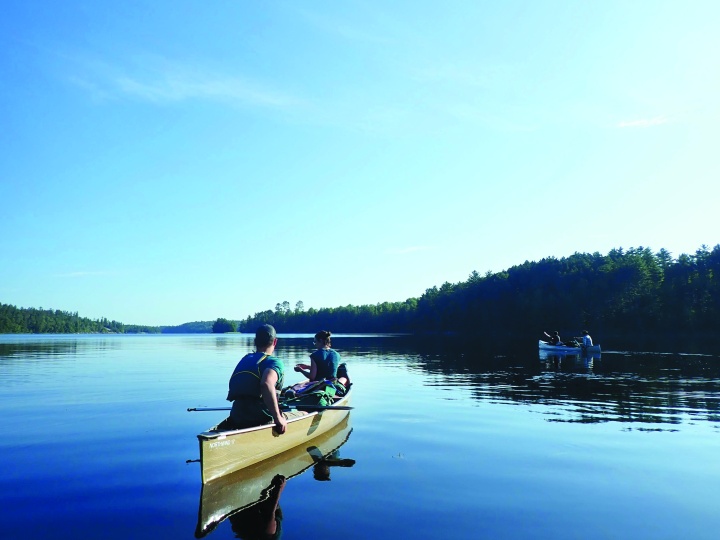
[{"xmin": 2, "ymin": 1, "xmax": 719, "ymax": 326}]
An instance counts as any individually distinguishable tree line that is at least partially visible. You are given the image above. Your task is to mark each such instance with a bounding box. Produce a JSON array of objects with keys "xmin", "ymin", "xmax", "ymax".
[
  {"xmin": 3, "ymin": 245, "xmax": 718, "ymax": 338},
  {"xmin": 0, "ymin": 304, "xmax": 132, "ymax": 334},
  {"xmin": 239, "ymin": 245, "xmax": 720, "ymax": 339}
]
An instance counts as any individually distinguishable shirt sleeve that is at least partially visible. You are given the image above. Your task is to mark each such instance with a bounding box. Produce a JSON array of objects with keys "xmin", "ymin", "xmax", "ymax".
[{"xmin": 263, "ymin": 356, "xmax": 284, "ymax": 389}]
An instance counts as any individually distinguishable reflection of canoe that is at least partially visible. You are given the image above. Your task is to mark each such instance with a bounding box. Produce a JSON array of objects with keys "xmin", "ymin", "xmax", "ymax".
[
  {"xmin": 195, "ymin": 416, "xmax": 353, "ymax": 538},
  {"xmin": 197, "ymin": 387, "xmax": 352, "ymax": 483},
  {"xmin": 539, "ymin": 349, "xmax": 601, "ymax": 362},
  {"xmin": 538, "ymin": 340, "xmax": 601, "ymax": 354}
]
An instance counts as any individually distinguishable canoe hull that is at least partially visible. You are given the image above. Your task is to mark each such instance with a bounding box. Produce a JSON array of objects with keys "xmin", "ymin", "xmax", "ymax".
[
  {"xmin": 538, "ymin": 340, "xmax": 601, "ymax": 354},
  {"xmin": 198, "ymin": 390, "xmax": 351, "ymax": 483},
  {"xmin": 196, "ymin": 415, "xmax": 353, "ymax": 538}
]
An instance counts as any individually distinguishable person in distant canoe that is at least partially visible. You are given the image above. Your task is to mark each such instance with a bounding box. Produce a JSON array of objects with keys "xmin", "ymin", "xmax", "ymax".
[
  {"xmin": 543, "ymin": 330, "xmax": 562, "ymax": 345},
  {"xmin": 580, "ymin": 330, "xmax": 593, "ymax": 348},
  {"xmin": 225, "ymin": 324, "xmax": 304, "ymax": 434}
]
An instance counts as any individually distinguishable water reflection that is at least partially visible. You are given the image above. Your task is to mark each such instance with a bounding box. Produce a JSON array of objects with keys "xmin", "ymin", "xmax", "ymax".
[
  {"xmin": 0, "ymin": 339, "xmax": 79, "ymax": 360},
  {"xmin": 352, "ymin": 337, "xmax": 720, "ymax": 428},
  {"xmin": 196, "ymin": 416, "xmax": 355, "ymax": 538},
  {"xmin": 540, "ymin": 350, "xmax": 600, "ymax": 372},
  {"xmin": 531, "ymin": 351, "xmax": 720, "ymax": 426},
  {"xmin": 275, "ymin": 335, "xmax": 720, "ymax": 428},
  {"xmin": 0, "ymin": 336, "xmax": 124, "ymax": 360},
  {"xmin": 227, "ymin": 474, "xmax": 285, "ymax": 540}
]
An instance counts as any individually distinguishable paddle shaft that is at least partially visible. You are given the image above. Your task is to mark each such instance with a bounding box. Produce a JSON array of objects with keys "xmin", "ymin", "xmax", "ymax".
[{"xmin": 187, "ymin": 404, "xmax": 353, "ymax": 412}]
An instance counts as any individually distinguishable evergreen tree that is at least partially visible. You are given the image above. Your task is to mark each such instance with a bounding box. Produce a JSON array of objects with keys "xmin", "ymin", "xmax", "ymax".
[{"xmin": 212, "ymin": 318, "xmax": 236, "ymax": 333}]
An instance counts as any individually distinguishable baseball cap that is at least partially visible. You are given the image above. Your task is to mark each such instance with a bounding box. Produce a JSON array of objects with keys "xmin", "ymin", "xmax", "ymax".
[{"xmin": 255, "ymin": 324, "xmax": 277, "ymax": 342}]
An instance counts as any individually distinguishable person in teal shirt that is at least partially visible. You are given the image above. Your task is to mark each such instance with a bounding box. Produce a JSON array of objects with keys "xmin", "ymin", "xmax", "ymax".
[
  {"xmin": 295, "ymin": 330, "xmax": 340, "ymax": 381},
  {"xmin": 293, "ymin": 330, "xmax": 350, "ymax": 395},
  {"xmin": 226, "ymin": 324, "xmax": 294, "ymax": 433}
]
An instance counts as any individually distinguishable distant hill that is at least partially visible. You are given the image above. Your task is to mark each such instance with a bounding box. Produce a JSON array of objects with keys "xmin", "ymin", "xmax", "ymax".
[{"xmin": 160, "ymin": 321, "xmax": 215, "ymax": 333}]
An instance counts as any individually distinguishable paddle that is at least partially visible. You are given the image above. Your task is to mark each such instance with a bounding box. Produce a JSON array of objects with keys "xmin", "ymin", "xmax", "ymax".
[{"xmin": 187, "ymin": 404, "xmax": 354, "ymax": 412}]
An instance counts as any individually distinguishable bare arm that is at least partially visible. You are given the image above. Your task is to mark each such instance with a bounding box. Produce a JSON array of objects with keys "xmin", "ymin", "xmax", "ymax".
[
  {"xmin": 260, "ymin": 368, "xmax": 287, "ymax": 434},
  {"xmin": 294, "ymin": 363, "xmax": 311, "ymax": 379},
  {"xmin": 294, "ymin": 358, "xmax": 318, "ymax": 380}
]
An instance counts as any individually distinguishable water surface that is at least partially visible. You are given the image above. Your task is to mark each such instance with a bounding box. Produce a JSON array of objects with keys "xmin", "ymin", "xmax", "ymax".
[{"xmin": 1, "ymin": 334, "xmax": 719, "ymax": 539}]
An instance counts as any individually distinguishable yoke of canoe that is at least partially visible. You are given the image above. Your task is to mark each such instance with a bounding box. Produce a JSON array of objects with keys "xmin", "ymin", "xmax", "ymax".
[{"xmin": 197, "ymin": 386, "xmax": 353, "ymax": 483}]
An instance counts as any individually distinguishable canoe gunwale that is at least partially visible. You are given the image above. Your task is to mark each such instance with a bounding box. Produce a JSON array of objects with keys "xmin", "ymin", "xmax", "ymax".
[
  {"xmin": 197, "ymin": 387, "xmax": 352, "ymax": 483},
  {"xmin": 198, "ymin": 410, "xmax": 319, "ymax": 441}
]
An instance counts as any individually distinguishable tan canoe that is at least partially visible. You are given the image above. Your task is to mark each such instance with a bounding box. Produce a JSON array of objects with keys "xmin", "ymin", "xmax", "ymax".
[
  {"xmin": 197, "ymin": 388, "xmax": 352, "ymax": 483},
  {"xmin": 195, "ymin": 415, "xmax": 353, "ymax": 538}
]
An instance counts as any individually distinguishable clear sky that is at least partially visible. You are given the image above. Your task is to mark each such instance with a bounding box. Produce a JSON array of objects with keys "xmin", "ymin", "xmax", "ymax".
[{"xmin": 2, "ymin": 1, "xmax": 719, "ymax": 326}]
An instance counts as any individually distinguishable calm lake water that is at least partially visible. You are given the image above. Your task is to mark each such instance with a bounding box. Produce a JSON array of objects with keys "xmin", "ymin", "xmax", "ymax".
[{"xmin": 1, "ymin": 334, "xmax": 720, "ymax": 539}]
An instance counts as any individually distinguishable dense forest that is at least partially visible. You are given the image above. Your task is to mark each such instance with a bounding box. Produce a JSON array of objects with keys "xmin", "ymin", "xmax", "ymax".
[
  {"xmin": 0, "ymin": 303, "xmax": 211, "ymax": 334},
  {"xmin": 238, "ymin": 245, "xmax": 720, "ymax": 339},
  {"xmin": 2, "ymin": 246, "xmax": 719, "ymax": 338},
  {"xmin": 0, "ymin": 304, "xmax": 132, "ymax": 334}
]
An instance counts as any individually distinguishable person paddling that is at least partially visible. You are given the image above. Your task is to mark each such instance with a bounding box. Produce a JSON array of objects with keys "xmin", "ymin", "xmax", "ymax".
[{"xmin": 543, "ymin": 330, "xmax": 562, "ymax": 346}]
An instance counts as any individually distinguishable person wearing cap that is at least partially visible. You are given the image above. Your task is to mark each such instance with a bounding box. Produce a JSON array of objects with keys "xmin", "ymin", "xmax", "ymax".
[{"xmin": 225, "ymin": 324, "xmax": 303, "ymax": 433}]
